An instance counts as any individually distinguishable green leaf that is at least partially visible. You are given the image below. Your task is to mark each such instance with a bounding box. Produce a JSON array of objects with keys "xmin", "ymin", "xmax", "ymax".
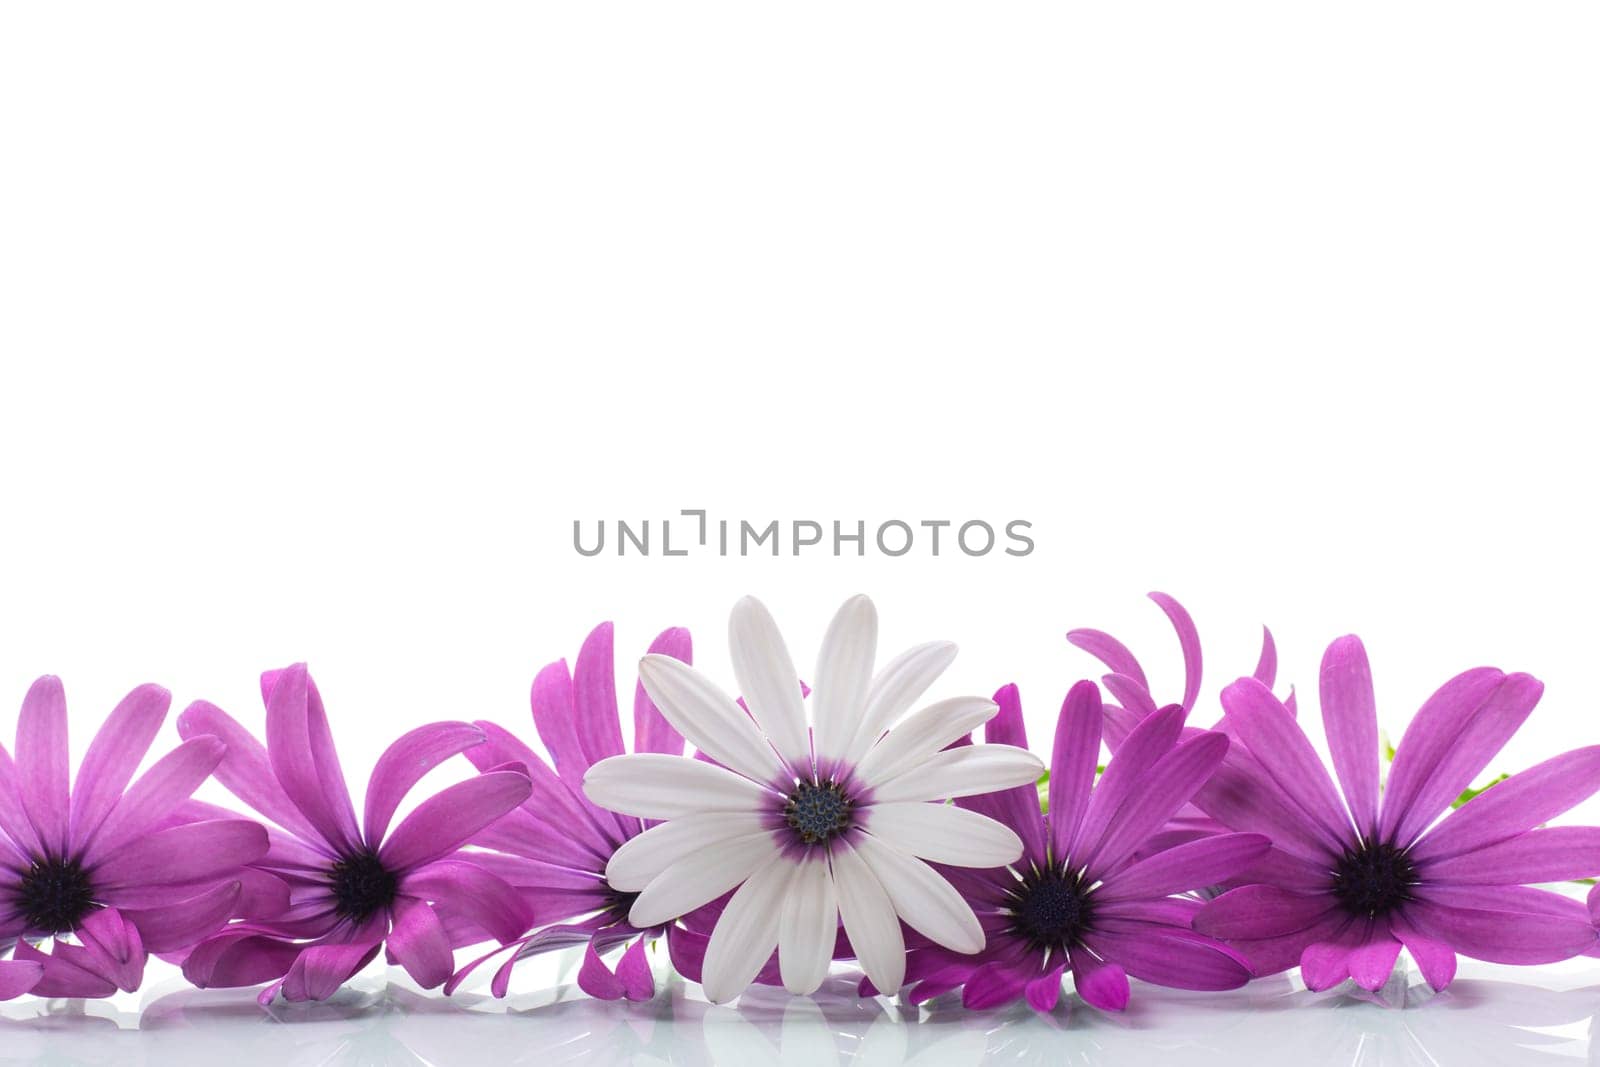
[{"xmin": 1452, "ymin": 773, "xmax": 1509, "ymax": 809}]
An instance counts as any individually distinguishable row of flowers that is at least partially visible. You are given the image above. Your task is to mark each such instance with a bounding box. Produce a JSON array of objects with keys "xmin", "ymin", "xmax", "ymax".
[{"xmin": 3, "ymin": 593, "xmax": 1596, "ymax": 1011}]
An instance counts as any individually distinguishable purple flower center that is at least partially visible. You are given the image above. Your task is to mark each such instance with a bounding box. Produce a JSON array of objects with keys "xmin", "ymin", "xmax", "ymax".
[
  {"xmin": 18, "ymin": 855, "xmax": 98, "ymax": 934},
  {"xmin": 604, "ymin": 882, "xmax": 640, "ymax": 924},
  {"xmin": 330, "ymin": 850, "xmax": 398, "ymax": 922},
  {"xmin": 1331, "ymin": 841, "xmax": 1416, "ymax": 917},
  {"xmin": 1009, "ymin": 867, "xmax": 1094, "ymax": 953},
  {"xmin": 783, "ymin": 779, "xmax": 854, "ymax": 846}
]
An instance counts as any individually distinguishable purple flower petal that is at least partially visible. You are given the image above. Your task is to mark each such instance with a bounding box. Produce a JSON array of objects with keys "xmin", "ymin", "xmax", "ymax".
[
  {"xmin": 1404, "ymin": 892, "xmax": 1596, "ymax": 964},
  {"xmin": 574, "ymin": 622, "xmax": 627, "ymax": 766},
  {"xmin": 1048, "ymin": 681, "xmax": 1103, "ymax": 862},
  {"xmin": 400, "ymin": 859, "xmax": 532, "ymax": 944},
  {"xmin": 1219, "ymin": 910, "xmax": 1350, "ymax": 977},
  {"xmin": 1300, "ymin": 933, "xmax": 1359, "ymax": 992},
  {"xmin": 1025, "ymin": 963, "xmax": 1066, "ymax": 1012},
  {"xmin": 1253, "ymin": 626, "xmax": 1278, "ymax": 688},
  {"xmin": 0, "ymin": 959, "xmax": 43, "ymax": 1000},
  {"xmin": 75, "ymin": 906, "xmax": 146, "ymax": 992},
  {"xmin": 1066, "ymin": 629, "xmax": 1149, "ymax": 692},
  {"xmin": 1319, "ymin": 636, "xmax": 1379, "ymax": 840},
  {"xmin": 1219, "ymin": 678, "xmax": 1353, "ymax": 854},
  {"xmin": 577, "ymin": 941, "xmax": 627, "ymax": 999},
  {"xmin": 1101, "ymin": 674, "xmax": 1158, "ymax": 726},
  {"xmin": 1070, "ymin": 706, "xmax": 1184, "ymax": 862},
  {"xmin": 67, "ymin": 683, "xmax": 170, "ymax": 845},
  {"xmin": 1193, "ymin": 750, "xmax": 1341, "ymax": 862},
  {"xmin": 378, "ymin": 768, "xmax": 532, "ymax": 874},
  {"xmin": 12, "ymin": 939, "xmax": 118, "ymax": 998},
  {"xmin": 1389, "ymin": 914, "xmax": 1457, "ymax": 990},
  {"xmin": 1379, "ymin": 669, "xmax": 1540, "ymax": 847},
  {"xmin": 1097, "ymin": 833, "xmax": 1270, "ymax": 902},
  {"xmin": 122, "ymin": 879, "xmax": 242, "ymax": 953},
  {"xmin": 955, "ymin": 685, "xmax": 1047, "ymax": 866},
  {"xmin": 387, "ymin": 897, "xmax": 454, "ymax": 989},
  {"xmin": 1069, "ymin": 946, "xmax": 1129, "ymax": 1012},
  {"xmin": 1084, "ymin": 928, "xmax": 1251, "ymax": 991},
  {"xmin": 1082, "ymin": 731, "xmax": 1230, "ymax": 879},
  {"xmin": 263, "ymin": 665, "xmax": 362, "ymax": 855},
  {"xmin": 466, "ymin": 719, "xmax": 620, "ymax": 858},
  {"xmin": 363, "ymin": 721, "xmax": 486, "ymax": 845},
  {"xmin": 1193, "ymin": 885, "xmax": 1341, "ymax": 941},
  {"xmin": 1346, "ymin": 932, "xmax": 1402, "ymax": 991},
  {"xmin": 278, "ymin": 936, "xmax": 385, "ymax": 1002},
  {"xmin": 81, "ymin": 735, "xmax": 226, "ymax": 865},
  {"xmin": 1420, "ymin": 827, "xmax": 1600, "ymax": 885},
  {"xmin": 634, "ymin": 627, "xmax": 691, "ymax": 756},
  {"xmin": 1148, "ymin": 592, "xmax": 1201, "ymax": 711},
  {"xmin": 960, "ymin": 956, "xmax": 1033, "ymax": 1010},
  {"xmin": 176, "ymin": 699, "xmax": 325, "ymax": 843},
  {"xmin": 16, "ymin": 674, "xmax": 70, "ymax": 858},
  {"xmin": 615, "ymin": 937, "xmax": 655, "ymax": 1001},
  {"xmin": 93, "ymin": 818, "xmax": 269, "ymax": 890},
  {"xmin": 1411, "ymin": 746, "xmax": 1600, "ymax": 863},
  {"xmin": 182, "ymin": 929, "xmax": 304, "ymax": 988}
]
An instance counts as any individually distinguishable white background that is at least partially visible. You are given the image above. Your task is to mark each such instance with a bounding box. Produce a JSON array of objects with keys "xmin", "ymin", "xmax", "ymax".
[{"xmin": 3, "ymin": 3, "xmax": 1597, "ymax": 824}]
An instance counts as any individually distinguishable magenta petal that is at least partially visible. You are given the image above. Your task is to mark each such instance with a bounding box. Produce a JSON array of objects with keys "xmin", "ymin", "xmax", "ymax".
[
  {"xmin": 75, "ymin": 906, "xmax": 146, "ymax": 992},
  {"xmin": 1069, "ymin": 946, "xmax": 1129, "ymax": 1012},
  {"xmin": 1390, "ymin": 915, "xmax": 1457, "ymax": 990},
  {"xmin": 279, "ymin": 937, "xmax": 385, "ymax": 1002},
  {"xmin": 1067, "ymin": 629, "xmax": 1149, "ymax": 692},
  {"xmin": 388, "ymin": 897, "xmax": 454, "ymax": 989},
  {"xmin": 68, "ymin": 683, "xmax": 171, "ymax": 844},
  {"xmin": 1083, "ymin": 731, "xmax": 1230, "ymax": 879},
  {"xmin": 263, "ymin": 665, "xmax": 362, "ymax": 855},
  {"xmin": 955, "ymin": 685, "xmax": 1047, "ymax": 865},
  {"xmin": 378, "ymin": 769, "xmax": 533, "ymax": 874},
  {"xmin": 1380, "ymin": 669, "xmax": 1540, "ymax": 847},
  {"xmin": 1048, "ymin": 681, "xmax": 1103, "ymax": 861},
  {"xmin": 1253, "ymin": 626, "xmax": 1278, "ymax": 689},
  {"xmin": 363, "ymin": 721, "xmax": 486, "ymax": 845},
  {"xmin": 1194, "ymin": 885, "xmax": 1340, "ymax": 940},
  {"xmin": 1412, "ymin": 745, "xmax": 1600, "ymax": 863},
  {"xmin": 1345, "ymin": 933, "xmax": 1402, "ymax": 991},
  {"xmin": 12, "ymin": 939, "xmax": 117, "ymax": 998},
  {"xmin": 960, "ymin": 958, "xmax": 1032, "ymax": 1010},
  {"xmin": 182, "ymin": 929, "xmax": 303, "ymax": 988},
  {"xmin": 615, "ymin": 937, "xmax": 655, "ymax": 1001},
  {"xmin": 1085, "ymin": 929, "xmax": 1251, "ymax": 991},
  {"xmin": 577, "ymin": 942, "xmax": 626, "ymax": 999},
  {"xmin": 1405, "ymin": 893, "xmax": 1597, "ymax": 964},
  {"xmin": 1219, "ymin": 678, "xmax": 1352, "ymax": 853},
  {"xmin": 635, "ymin": 627, "xmax": 692, "ymax": 756},
  {"xmin": 82, "ymin": 735, "xmax": 226, "ymax": 865},
  {"xmin": 1420, "ymin": 827, "xmax": 1600, "ymax": 885},
  {"xmin": 466, "ymin": 720, "xmax": 617, "ymax": 859},
  {"xmin": 0, "ymin": 959, "xmax": 43, "ymax": 1000},
  {"xmin": 1024, "ymin": 964, "xmax": 1066, "ymax": 1012},
  {"xmin": 1193, "ymin": 751, "xmax": 1340, "ymax": 863},
  {"xmin": 176, "ymin": 699, "xmax": 324, "ymax": 843},
  {"xmin": 1319, "ymin": 636, "xmax": 1379, "ymax": 840},
  {"xmin": 122, "ymin": 880, "xmax": 242, "ymax": 953},
  {"xmin": 1071, "ymin": 705, "xmax": 1185, "ymax": 861},
  {"xmin": 1098, "ymin": 833, "xmax": 1271, "ymax": 902},
  {"xmin": 92, "ymin": 818, "xmax": 269, "ymax": 889},
  {"xmin": 1148, "ymin": 592, "xmax": 1201, "ymax": 711},
  {"xmin": 1300, "ymin": 937, "xmax": 1356, "ymax": 991},
  {"xmin": 16, "ymin": 674, "xmax": 71, "ymax": 857},
  {"xmin": 574, "ymin": 623, "xmax": 627, "ymax": 766},
  {"xmin": 400, "ymin": 860, "xmax": 532, "ymax": 944},
  {"xmin": 531, "ymin": 659, "xmax": 588, "ymax": 781}
]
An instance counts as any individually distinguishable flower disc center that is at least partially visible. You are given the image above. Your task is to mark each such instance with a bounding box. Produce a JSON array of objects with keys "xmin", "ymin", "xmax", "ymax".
[
  {"xmin": 1332, "ymin": 841, "xmax": 1416, "ymax": 917},
  {"xmin": 783, "ymin": 780, "xmax": 854, "ymax": 845},
  {"xmin": 330, "ymin": 850, "xmax": 398, "ymax": 922},
  {"xmin": 1012, "ymin": 868, "xmax": 1093, "ymax": 952},
  {"xmin": 18, "ymin": 855, "xmax": 98, "ymax": 934}
]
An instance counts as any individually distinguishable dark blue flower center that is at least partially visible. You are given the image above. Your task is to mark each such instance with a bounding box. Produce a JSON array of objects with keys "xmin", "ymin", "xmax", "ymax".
[
  {"xmin": 783, "ymin": 780, "xmax": 854, "ymax": 845},
  {"xmin": 17, "ymin": 855, "xmax": 98, "ymax": 933},
  {"xmin": 605, "ymin": 883, "xmax": 640, "ymax": 923},
  {"xmin": 1332, "ymin": 841, "xmax": 1415, "ymax": 917},
  {"xmin": 1010, "ymin": 867, "xmax": 1094, "ymax": 952},
  {"xmin": 330, "ymin": 851, "xmax": 398, "ymax": 922}
]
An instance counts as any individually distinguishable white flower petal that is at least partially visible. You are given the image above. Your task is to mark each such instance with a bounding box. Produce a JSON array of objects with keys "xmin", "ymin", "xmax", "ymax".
[
  {"xmin": 869, "ymin": 745, "xmax": 1043, "ymax": 804},
  {"xmin": 777, "ymin": 856, "xmax": 838, "ymax": 995},
  {"xmin": 605, "ymin": 811, "xmax": 770, "ymax": 892},
  {"xmin": 863, "ymin": 801, "xmax": 1024, "ymax": 868},
  {"xmin": 831, "ymin": 841, "xmax": 905, "ymax": 995},
  {"xmin": 846, "ymin": 641, "xmax": 958, "ymax": 762},
  {"xmin": 854, "ymin": 696, "xmax": 998, "ymax": 785},
  {"xmin": 637, "ymin": 656, "xmax": 785, "ymax": 785},
  {"xmin": 853, "ymin": 833, "xmax": 984, "ymax": 955},
  {"xmin": 628, "ymin": 832, "xmax": 780, "ymax": 928},
  {"xmin": 702, "ymin": 857, "xmax": 793, "ymax": 1003},
  {"xmin": 729, "ymin": 596, "xmax": 812, "ymax": 771},
  {"xmin": 811, "ymin": 595, "xmax": 878, "ymax": 764},
  {"xmin": 584, "ymin": 753, "xmax": 775, "ymax": 820}
]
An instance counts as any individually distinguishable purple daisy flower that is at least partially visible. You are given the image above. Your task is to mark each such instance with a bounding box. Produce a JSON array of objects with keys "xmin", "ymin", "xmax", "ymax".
[
  {"xmin": 175, "ymin": 663, "xmax": 534, "ymax": 1003},
  {"xmin": 895, "ymin": 680, "xmax": 1264, "ymax": 1012},
  {"xmin": 1, "ymin": 676, "xmax": 269, "ymax": 999},
  {"xmin": 1194, "ymin": 635, "xmax": 1600, "ymax": 991},
  {"xmin": 444, "ymin": 621, "xmax": 694, "ymax": 1000}
]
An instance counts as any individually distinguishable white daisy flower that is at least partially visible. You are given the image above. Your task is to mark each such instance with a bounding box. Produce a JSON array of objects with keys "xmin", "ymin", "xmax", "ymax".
[{"xmin": 582, "ymin": 594, "xmax": 1043, "ymax": 1002}]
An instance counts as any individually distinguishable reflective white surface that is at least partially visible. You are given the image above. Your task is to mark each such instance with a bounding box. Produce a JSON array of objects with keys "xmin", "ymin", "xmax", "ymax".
[{"xmin": 5, "ymin": 953, "xmax": 1600, "ymax": 1066}]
